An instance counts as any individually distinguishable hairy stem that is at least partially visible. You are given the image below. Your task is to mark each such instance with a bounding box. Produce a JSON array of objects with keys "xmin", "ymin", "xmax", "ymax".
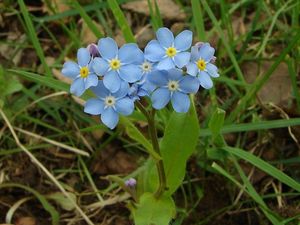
[{"xmin": 136, "ymin": 101, "xmax": 167, "ymax": 198}]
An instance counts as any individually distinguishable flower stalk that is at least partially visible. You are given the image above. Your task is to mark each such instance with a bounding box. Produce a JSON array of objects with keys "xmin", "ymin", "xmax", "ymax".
[{"xmin": 136, "ymin": 102, "xmax": 167, "ymax": 198}]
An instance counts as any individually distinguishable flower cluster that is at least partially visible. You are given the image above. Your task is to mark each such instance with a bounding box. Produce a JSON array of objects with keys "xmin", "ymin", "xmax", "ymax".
[{"xmin": 62, "ymin": 27, "xmax": 219, "ymax": 129}]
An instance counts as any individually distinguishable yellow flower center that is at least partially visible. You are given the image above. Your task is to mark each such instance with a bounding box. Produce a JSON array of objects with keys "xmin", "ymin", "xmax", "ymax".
[
  {"xmin": 110, "ymin": 59, "xmax": 121, "ymax": 70},
  {"xmin": 167, "ymin": 80, "xmax": 179, "ymax": 91},
  {"xmin": 166, "ymin": 47, "xmax": 177, "ymax": 57},
  {"xmin": 80, "ymin": 66, "xmax": 89, "ymax": 78},
  {"xmin": 197, "ymin": 59, "xmax": 206, "ymax": 71},
  {"xmin": 105, "ymin": 96, "xmax": 116, "ymax": 107}
]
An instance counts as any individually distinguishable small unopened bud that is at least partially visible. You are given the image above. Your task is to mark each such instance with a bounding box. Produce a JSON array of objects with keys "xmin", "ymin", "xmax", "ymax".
[
  {"xmin": 195, "ymin": 42, "xmax": 204, "ymax": 48},
  {"xmin": 210, "ymin": 56, "xmax": 217, "ymax": 63},
  {"xmin": 125, "ymin": 178, "xmax": 136, "ymax": 188},
  {"xmin": 87, "ymin": 43, "xmax": 100, "ymax": 57}
]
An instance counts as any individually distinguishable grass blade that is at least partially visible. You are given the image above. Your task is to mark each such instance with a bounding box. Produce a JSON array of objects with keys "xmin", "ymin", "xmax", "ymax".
[
  {"xmin": 227, "ymin": 29, "xmax": 300, "ymax": 122},
  {"xmin": 222, "ymin": 146, "xmax": 300, "ymax": 192},
  {"xmin": 107, "ymin": 0, "xmax": 135, "ymax": 43},
  {"xmin": 231, "ymin": 158, "xmax": 281, "ymax": 224},
  {"xmin": 72, "ymin": 1, "xmax": 103, "ymax": 39},
  {"xmin": 200, "ymin": 118, "xmax": 300, "ymax": 136},
  {"xmin": 9, "ymin": 69, "xmax": 69, "ymax": 91},
  {"xmin": 18, "ymin": 0, "xmax": 52, "ymax": 77},
  {"xmin": 201, "ymin": 0, "xmax": 246, "ymax": 84},
  {"xmin": 0, "ymin": 183, "xmax": 60, "ymax": 225},
  {"xmin": 191, "ymin": 0, "xmax": 206, "ymax": 41}
]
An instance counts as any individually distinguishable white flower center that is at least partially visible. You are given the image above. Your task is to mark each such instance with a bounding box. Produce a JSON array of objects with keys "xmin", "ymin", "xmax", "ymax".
[
  {"xmin": 141, "ymin": 61, "xmax": 152, "ymax": 72},
  {"xmin": 167, "ymin": 80, "xmax": 179, "ymax": 91},
  {"xmin": 104, "ymin": 96, "xmax": 116, "ymax": 107}
]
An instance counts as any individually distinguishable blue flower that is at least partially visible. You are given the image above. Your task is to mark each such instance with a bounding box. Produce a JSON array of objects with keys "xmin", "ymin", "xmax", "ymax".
[
  {"xmin": 92, "ymin": 37, "xmax": 143, "ymax": 93},
  {"xmin": 135, "ymin": 54, "xmax": 158, "ymax": 96},
  {"xmin": 144, "ymin": 27, "xmax": 193, "ymax": 70},
  {"xmin": 186, "ymin": 43, "xmax": 219, "ymax": 89},
  {"xmin": 61, "ymin": 48, "xmax": 98, "ymax": 96},
  {"xmin": 84, "ymin": 81, "xmax": 134, "ymax": 129},
  {"xmin": 149, "ymin": 69, "xmax": 199, "ymax": 113}
]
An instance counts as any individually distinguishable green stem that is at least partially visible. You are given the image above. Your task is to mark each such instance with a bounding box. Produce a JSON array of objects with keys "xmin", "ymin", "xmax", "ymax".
[{"xmin": 136, "ymin": 102, "xmax": 167, "ymax": 198}]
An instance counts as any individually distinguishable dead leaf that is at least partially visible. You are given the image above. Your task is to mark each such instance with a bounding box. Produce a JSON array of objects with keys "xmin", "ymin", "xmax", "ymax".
[
  {"xmin": 15, "ymin": 217, "xmax": 36, "ymax": 225},
  {"xmin": 242, "ymin": 61, "xmax": 292, "ymax": 105},
  {"xmin": 42, "ymin": 0, "xmax": 70, "ymax": 14},
  {"xmin": 123, "ymin": 0, "xmax": 186, "ymax": 21},
  {"xmin": 52, "ymin": 68, "xmax": 72, "ymax": 85},
  {"xmin": 81, "ymin": 19, "xmax": 104, "ymax": 45},
  {"xmin": 135, "ymin": 25, "xmax": 155, "ymax": 49}
]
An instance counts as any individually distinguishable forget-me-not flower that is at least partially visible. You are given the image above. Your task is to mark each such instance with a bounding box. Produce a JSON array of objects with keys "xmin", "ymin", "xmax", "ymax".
[
  {"xmin": 92, "ymin": 37, "xmax": 143, "ymax": 93},
  {"xmin": 144, "ymin": 27, "xmax": 192, "ymax": 70},
  {"xmin": 186, "ymin": 43, "xmax": 219, "ymax": 89},
  {"xmin": 61, "ymin": 48, "xmax": 98, "ymax": 96},
  {"xmin": 149, "ymin": 68, "xmax": 199, "ymax": 113},
  {"xmin": 134, "ymin": 53, "xmax": 158, "ymax": 96},
  {"xmin": 84, "ymin": 81, "xmax": 134, "ymax": 129}
]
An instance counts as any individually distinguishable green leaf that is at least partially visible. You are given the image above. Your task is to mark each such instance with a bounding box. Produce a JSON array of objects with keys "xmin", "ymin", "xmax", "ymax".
[
  {"xmin": 47, "ymin": 192, "xmax": 77, "ymax": 211},
  {"xmin": 222, "ymin": 146, "xmax": 300, "ymax": 192},
  {"xmin": 0, "ymin": 67, "xmax": 23, "ymax": 98},
  {"xmin": 120, "ymin": 117, "xmax": 161, "ymax": 161},
  {"xmin": 160, "ymin": 102, "xmax": 199, "ymax": 195},
  {"xmin": 208, "ymin": 108, "xmax": 226, "ymax": 147},
  {"xmin": 132, "ymin": 193, "xmax": 175, "ymax": 225},
  {"xmin": 208, "ymin": 108, "xmax": 225, "ymax": 136}
]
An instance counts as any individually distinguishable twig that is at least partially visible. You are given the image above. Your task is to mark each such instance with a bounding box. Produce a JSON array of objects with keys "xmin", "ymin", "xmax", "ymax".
[
  {"xmin": 14, "ymin": 127, "xmax": 90, "ymax": 157},
  {"xmin": 0, "ymin": 108, "xmax": 94, "ymax": 225}
]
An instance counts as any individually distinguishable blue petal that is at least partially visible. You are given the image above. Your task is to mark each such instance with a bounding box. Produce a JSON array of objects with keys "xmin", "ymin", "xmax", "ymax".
[
  {"xmin": 174, "ymin": 30, "xmax": 193, "ymax": 51},
  {"xmin": 92, "ymin": 57, "xmax": 109, "ymax": 76},
  {"xmin": 156, "ymin": 57, "xmax": 174, "ymax": 70},
  {"xmin": 171, "ymin": 91, "xmax": 190, "ymax": 113},
  {"xmin": 151, "ymin": 88, "xmax": 171, "ymax": 110},
  {"xmin": 118, "ymin": 43, "xmax": 143, "ymax": 64},
  {"xmin": 115, "ymin": 97, "xmax": 134, "ymax": 116},
  {"xmin": 119, "ymin": 64, "xmax": 143, "ymax": 83},
  {"xmin": 190, "ymin": 46, "xmax": 200, "ymax": 61},
  {"xmin": 167, "ymin": 68, "xmax": 183, "ymax": 81},
  {"xmin": 103, "ymin": 70, "xmax": 121, "ymax": 93},
  {"xmin": 62, "ymin": 61, "xmax": 80, "ymax": 79},
  {"xmin": 199, "ymin": 43, "xmax": 215, "ymax": 62},
  {"xmin": 85, "ymin": 74, "xmax": 98, "ymax": 89},
  {"xmin": 186, "ymin": 62, "xmax": 198, "ymax": 77},
  {"xmin": 156, "ymin": 27, "xmax": 174, "ymax": 48},
  {"xmin": 90, "ymin": 81, "xmax": 110, "ymax": 98},
  {"xmin": 144, "ymin": 40, "xmax": 165, "ymax": 62},
  {"xmin": 141, "ymin": 80, "xmax": 156, "ymax": 94},
  {"xmin": 101, "ymin": 107, "xmax": 119, "ymax": 129},
  {"xmin": 206, "ymin": 63, "xmax": 219, "ymax": 78},
  {"xmin": 70, "ymin": 78, "xmax": 85, "ymax": 96},
  {"xmin": 114, "ymin": 81, "xmax": 130, "ymax": 98},
  {"xmin": 199, "ymin": 71, "xmax": 213, "ymax": 89},
  {"xmin": 148, "ymin": 70, "xmax": 168, "ymax": 86},
  {"xmin": 174, "ymin": 52, "xmax": 190, "ymax": 68},
  {"xmin": 98, "ymin": 37, "xmax": 118, "ymax": 60},
  {"xmin": 77, "ymin": 48, "xmax": 91, "ymax": 67},
  {"xmin": 84, "ymin": 99, "xmax": 104, "ymax": 115},
  {"xmin": 179, "ymin": 76, "xmax": 199, "ymax": 93}
]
